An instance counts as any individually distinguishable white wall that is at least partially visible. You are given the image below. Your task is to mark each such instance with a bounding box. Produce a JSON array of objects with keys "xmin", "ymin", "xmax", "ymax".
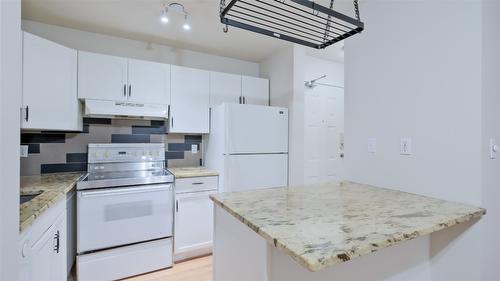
[
  {"xmin": 22, "ymin": 20, "xmax": 260, "ymax": 77},
  {"xmin": 261, "ymin": 46, "xmax": 305, "ymax": 185},
  {"xmin": 0, "ymin": 0, "xmax": 22, "ymax": 280},
  {"xmin": 303, "ymin": 56, "xmax": 344, "ymax": 87},
  {"xmin": 344, "ymin": 0, "xmax": 484, "ymax": 280},
  {"xmin": 481, "ymin": 1, "xmax": 500, "ymax": 280}
]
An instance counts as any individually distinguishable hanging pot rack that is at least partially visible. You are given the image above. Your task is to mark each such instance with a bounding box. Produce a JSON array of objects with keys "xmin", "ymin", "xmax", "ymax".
[{"xmin": 219, "ymin": 0, "xmax": 364, "ymax": 49}]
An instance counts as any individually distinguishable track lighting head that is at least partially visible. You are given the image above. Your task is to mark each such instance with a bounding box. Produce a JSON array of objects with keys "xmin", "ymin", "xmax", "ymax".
[
  {"xmin": 160, "ymin": 2, "xmax": 191, "ymax": 31},
  {"xmin": 160, "ymin": 7, "xmax": 169, "ymax": 24}
]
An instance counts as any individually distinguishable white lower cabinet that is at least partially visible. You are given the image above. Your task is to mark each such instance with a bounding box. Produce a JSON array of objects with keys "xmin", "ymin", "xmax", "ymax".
[
  {"xmin": 174, "ymin": 176, "xmax": 218, "ymax": 261},
  {"xmin": 19, "ymin": 194, "xmax": 72, "ymax": 281}
]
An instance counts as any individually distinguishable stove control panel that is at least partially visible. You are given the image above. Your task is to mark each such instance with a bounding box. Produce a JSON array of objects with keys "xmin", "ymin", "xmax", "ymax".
[{"xmin": 87, "ymin": 144, "xmax": 165, "ymax": 163}]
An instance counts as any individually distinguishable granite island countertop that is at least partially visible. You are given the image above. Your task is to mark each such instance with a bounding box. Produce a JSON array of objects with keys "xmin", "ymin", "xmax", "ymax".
[
  {"xmin": 20, "ymin": 172, "xmax": 84, "ymax": 232},
  {"xmin": 168, "ymin": 166, "xmax": 219, "ymax": 179},
  {"xmin": 210, "ymin": 181, "xmax": 486, "ymax": 272}
]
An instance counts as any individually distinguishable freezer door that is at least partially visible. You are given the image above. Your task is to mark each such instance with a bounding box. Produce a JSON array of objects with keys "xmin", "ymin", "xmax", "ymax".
[
  {"xmin": 226, "ymin": 104, "xmax": 288, "ymax": 154},
  {"xmin": 223, "ymin": 154, "xmax": 288, "ymax": 192}
]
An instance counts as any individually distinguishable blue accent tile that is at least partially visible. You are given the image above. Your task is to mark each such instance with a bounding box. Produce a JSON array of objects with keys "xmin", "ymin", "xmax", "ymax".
[
  {"xmin": 185, "ymin": 135, "xmax": 202, "ymax": 143},
  {"xmin": 165, "ymin": 151, "xmax": 184, "ymax": 160},
  {"xmin": 132, "ymin": 122, "xmax": 167, "ymax": 135},
  {"xmin": 81, "ymin": 124, "xmax": 90, "ymax": 134},
  {"xmin": 22, "ymin": 143, "xmax": 40, "ymax": 154},
  {"xmin": 66, "ymin": 153, "xmax": 88, "ymax": 163},
  {"xmin": 168, "ymin": 143, "xmax": 192, "ymax": 151},
  {"xmin": 83, "ymin": 117, "xmax": 112, "ymax": 125},
  {"xmin": 111, "ymin": 134, "xmax": 150, "ymax": 143},
  {"xmin": 41, "ymin": 163, "xmax": 87, "ymax": 174},
  {"xmin": 21, "ymin": 133, "xmax": 65, "ymax": 143}
]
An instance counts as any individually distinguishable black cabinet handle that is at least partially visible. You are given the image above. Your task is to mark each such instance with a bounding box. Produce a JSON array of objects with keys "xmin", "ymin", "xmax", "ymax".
[
  {"xmin": 175, "ymin": 200, "xmax": 179, "ymax": 212},
  {"xmin": 239, "ymin": 96, "xmax": 242, "ymax": 104},
  {"xmin": 53, "ymin": 230, "xmax": 60, "ymax": 253},
  {"xmin": 192, "ymin": 182, "xmax": 204, "ymax": 185},
  {"xmin": 171, "ymin": 116, "xmax": 174, "ymax": 128},
  {"xmin": 123, "ymin": 84, "xmax": 126, "ymax": 97},
  {"xmin": 243, "ymin": 96, "xmax": 246, "ymax": 104},
  {"xmin": 128, "ymin": 85, "xmax": 131, "ymax": 97},
  {"xmin": 25, "ymin": 106, "xmax": 29, "ymax": 122}
]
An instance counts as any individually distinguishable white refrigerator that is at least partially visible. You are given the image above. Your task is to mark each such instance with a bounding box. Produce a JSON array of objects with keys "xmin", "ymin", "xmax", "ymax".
[{"xmin": 205, "ymin": 104, "xmax": 288, "ymax": 192}]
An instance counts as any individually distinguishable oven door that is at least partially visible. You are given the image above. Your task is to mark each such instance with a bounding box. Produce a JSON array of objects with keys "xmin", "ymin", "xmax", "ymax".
[{"xmin": 77, "ymin": 183, "xmax": 173, "ymax": 253}]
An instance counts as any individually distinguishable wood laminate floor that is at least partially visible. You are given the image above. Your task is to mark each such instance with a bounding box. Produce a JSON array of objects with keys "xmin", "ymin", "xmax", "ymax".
[{"xmin": 124, "ymin": 255, "xmax": 212, "ymax": 281}]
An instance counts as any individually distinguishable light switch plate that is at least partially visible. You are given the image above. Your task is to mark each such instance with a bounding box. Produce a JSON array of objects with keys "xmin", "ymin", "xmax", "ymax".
[
  {"xmin": 20, "ymin": 145, "xmax": 29, "ymax": 158},
  {"xmin": 367, "ymin": 138, "xmax": 377, "ymax": 153},
  {"xmin": 400, "ymin": 137, "xmax": 412, "ymax": 155},
  {"xmin": 191, "ymin": 144, "xmax": 198, "ymax": 154}
]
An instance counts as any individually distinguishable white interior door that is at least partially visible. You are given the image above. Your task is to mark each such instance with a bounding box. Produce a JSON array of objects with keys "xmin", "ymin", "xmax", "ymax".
[
  {"xmin": 224, "ymin": 154, "xmax": 288, "ymax": 192},
  {"xmin": 304, "ymin": 85, "xmax": 344, "ymax": 184},
  {"xmin": 78, "ymin": 51, "xmax": 128, "ymax": 101},
  {"xmin": 226, "ymin": 104, "xmax": 288, "ymax": 154},
  {"xmin": 210, "ymin": 71, "xmax": 242, "ymax": 107},
  {"xmin": 127, "ymin": 59, "xmax": 170, "ymax": 105}
]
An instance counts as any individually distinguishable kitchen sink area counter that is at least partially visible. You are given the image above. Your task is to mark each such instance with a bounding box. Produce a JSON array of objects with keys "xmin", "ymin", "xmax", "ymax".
[
  {"xmin": 211, "ymin": 181, "xmax": 486, "ymax": 274},
  {"xmin": 20, "ymin": 172, "xmax": 84, "ymax": 232},
  {"xmin": 168, "ymin": 166, "xmax": 219, "ymax": 179}
]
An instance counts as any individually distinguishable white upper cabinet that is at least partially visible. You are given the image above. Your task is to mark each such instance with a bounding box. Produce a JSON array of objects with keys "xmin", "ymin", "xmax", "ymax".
[
  {"xmin": 78, "ymin": 51, "xmax": 170, "ymax": 105},
  {"xmin": 78, "ymin": 51, "xmax": 128, "ymax": 102},
  {"xmin": 241, "ymin": 76, "xmax": 269, "ymax": 106},
  {"xmin": 209, "ymin": 71, "xmax": 242, "ymax": 107},
  {"xmin": 127, "ymin": 59, "xmax": 170, "ymax": 105},
  {"xmin": 170, "ymin": 65, "xmax": 210, "ymax": 134},
  {"xmin": 22, "ymin": 32, "xmax": 82, "ymax": 131}
]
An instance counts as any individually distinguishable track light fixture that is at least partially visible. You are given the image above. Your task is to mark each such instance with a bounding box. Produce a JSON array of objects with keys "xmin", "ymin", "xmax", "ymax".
[{"xmin": 160, "ymin": 2, "xmax": 191, "ymax": 31}]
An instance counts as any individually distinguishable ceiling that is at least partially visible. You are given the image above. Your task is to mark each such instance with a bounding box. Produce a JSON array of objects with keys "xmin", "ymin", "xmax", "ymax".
[{"xmin": 22, "ymin": 0, "xmax": 352, "ymax": 63}]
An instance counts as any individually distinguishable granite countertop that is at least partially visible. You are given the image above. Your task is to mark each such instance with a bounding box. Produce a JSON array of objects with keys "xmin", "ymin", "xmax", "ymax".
[
  {"xmin": 20, "ymin": 172, "xmax": 84, "ymax": 232},
  {"xmin": 168, "ymin": 166, "xmax": 219, "ymax": 179},
  {"xmin": 210, "ymin": 181, "xmax": 486, "ymax": 272}
]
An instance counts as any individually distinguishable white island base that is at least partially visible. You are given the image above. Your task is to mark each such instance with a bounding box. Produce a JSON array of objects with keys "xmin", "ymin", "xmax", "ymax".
[{"xmin": 214, "ymin": 205, "xmax": 475, "ymax": 281}]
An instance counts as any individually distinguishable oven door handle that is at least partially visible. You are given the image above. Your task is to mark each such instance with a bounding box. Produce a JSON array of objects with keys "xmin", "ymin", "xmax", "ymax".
[{"xmin": 79, "ymin": 184, "xmax": 172, "ymax": 198}]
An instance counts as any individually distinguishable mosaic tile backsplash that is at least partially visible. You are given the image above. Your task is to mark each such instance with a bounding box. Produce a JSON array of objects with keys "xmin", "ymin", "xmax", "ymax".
[{"xmin": 20, "ymin": 118, "xmax": 203, "ymax": 176}]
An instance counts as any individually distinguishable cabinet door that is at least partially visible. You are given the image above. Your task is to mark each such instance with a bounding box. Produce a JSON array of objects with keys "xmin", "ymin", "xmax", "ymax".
[
  {"xmin": 31, "ymin": 212, "xmax": 67, "ymax": 281},
  {"xmin": 22, "ymin": 32, "xmax": 82, "ymax": 131},
  {"xmin": 170, "ymin": 65, "xmax": 210, "ymax": 133},
  {"xmin": 241, "ymin": 76, "xmax": 269, "ymax": 106},
  {"xmin": 127, "ymin": 59, "xmax": 170, "ymax": 105},
  {"xmin": 174, "ymin": 191, "xmax": 215, "ymax": 260},
  {"xmin": 209, "ymin": 71, "xmax": 242, "ymax": 108},
  {"xmin": 78, "ymin": 51, "xmax": 128, "ymax": 101}
]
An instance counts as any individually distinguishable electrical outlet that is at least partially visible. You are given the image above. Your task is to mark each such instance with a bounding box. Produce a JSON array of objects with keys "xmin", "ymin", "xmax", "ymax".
[
  {"xmin": 20, "ymin": 145, "xmax": 29, "ymax": 158},
  {"xmin": 191, "ymin": 144, "xmax": 198, "ymax": 154},
  {"xmin": 367, "ymin": 138, "xmax": 377, "ymax": 153},
  {"xmin": 400, "ymin": 137, "xmax": 412, "ymax": 155},
  {"xmin": 490, "ymin": 138, "xmax": 498, "ymax": 159}
]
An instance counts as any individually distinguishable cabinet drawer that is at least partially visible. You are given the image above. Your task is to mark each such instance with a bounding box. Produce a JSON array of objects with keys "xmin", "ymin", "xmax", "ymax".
[{"xmin": 175, "ymin": 176, "xmax": 218, "ymax": 193}]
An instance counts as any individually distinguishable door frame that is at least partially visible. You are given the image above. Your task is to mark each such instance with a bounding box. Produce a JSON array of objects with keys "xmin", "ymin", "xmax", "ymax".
[{"xmin": 0, "ymin": 0, "xmax": 22, "ymax": 280}]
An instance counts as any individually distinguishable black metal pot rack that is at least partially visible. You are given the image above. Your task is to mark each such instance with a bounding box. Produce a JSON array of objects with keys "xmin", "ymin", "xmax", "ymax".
[{"xmin": 219, "ymin": 0, "xmax": 364, "ymax": 49}]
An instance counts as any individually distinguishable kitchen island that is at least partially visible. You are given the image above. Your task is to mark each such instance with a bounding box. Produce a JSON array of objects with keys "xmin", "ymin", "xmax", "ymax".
[{"xmin": 210, "ymin": 181, "xmax": 485, "ymax": 281}]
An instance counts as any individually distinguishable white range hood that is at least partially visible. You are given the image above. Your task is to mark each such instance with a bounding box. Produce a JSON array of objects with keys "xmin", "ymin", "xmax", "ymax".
[{"xmin": 83, "ymin": 99, "xmax": 168, "ymax": 120}]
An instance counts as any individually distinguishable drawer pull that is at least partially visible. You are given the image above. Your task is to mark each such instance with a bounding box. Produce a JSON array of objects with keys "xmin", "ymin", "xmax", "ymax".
[{"xmin": 192, "ymin": 182, "xmax": 204, "ymax": 185}]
